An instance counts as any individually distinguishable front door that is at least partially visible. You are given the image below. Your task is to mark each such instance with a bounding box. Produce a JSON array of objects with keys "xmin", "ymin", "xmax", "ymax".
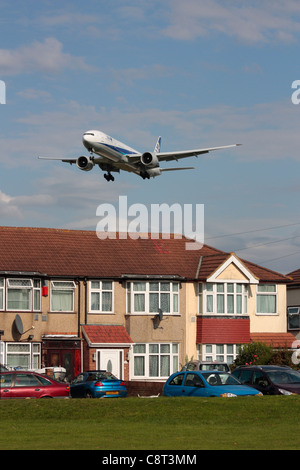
[
  {"xmin": 47, "ymin": 349, "xmax": 81, "ymax": 382},
  {"xmin": 97, "ymin": 349, "xmax": 123, "ymax": 379}
]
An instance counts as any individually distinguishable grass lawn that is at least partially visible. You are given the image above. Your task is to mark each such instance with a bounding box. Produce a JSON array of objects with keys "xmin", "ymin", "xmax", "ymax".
[{"xmin": 0, "ymin": 396, "xmax": 300, "ymax": 450}]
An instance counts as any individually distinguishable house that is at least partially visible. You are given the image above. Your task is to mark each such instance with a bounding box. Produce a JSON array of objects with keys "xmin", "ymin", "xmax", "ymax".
[
  {"xmin": 0, "ymin": 226, "xmax": 294, "ymax": 393},
  {"xmin": 286, "ymin": 268, "xmax": 300, "ymax": 342}
]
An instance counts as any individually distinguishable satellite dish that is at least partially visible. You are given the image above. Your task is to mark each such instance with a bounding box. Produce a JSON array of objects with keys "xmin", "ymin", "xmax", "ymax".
[
  {"xmin": 158, "ymin": 308, "xmax": 163, "ymax": 321},
  {"xmin": 14, "ymin": 314, "xmax": 24, "ymax": 335}
]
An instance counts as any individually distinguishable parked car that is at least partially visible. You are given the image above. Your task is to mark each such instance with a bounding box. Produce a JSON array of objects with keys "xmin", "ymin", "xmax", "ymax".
[
  {"xmin": 232, "ymin": 365, "xmax": 300, "ymax": 395},
  {"xmin": 0, "ymin": 371, "xmax": 70, "ymax": 398},
  {"xmin": 163, "ymin": 370, "xmax": 262, "ymax": 397},
  {"xmin": 70, "ymin": 370, "xmax": 127, "ymax": 398},
  {"xmin": 181, "ymin": 360, "xmax": 230, "ymax": 373}
]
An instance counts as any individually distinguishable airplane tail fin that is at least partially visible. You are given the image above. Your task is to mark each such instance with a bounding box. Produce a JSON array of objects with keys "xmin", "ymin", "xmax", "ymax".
[{"xmin": 154, "ymin": 136, "xmax": 161, "ymax": 153}]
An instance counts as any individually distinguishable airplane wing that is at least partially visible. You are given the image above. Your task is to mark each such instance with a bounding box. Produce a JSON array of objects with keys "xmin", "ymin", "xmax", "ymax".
[
  {"xmin": 157, "ymin": 144, "xmax": 241, "ymax": 162},
  {"xmin": 38, "ymin": 156, "xmax": 77, "ymax": 164}
]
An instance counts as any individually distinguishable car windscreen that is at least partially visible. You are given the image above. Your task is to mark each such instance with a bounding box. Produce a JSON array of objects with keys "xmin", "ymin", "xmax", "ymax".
[
  {"xmin": 202, "ymin": 372, "xmax": 241, "ymax": 386},
  {"xmin": 265, "ymin": 370, "xmax": 300, "ymax": 384},
  {"xmin": 87, "ymin": 372, "xmax": 117, "ymax": 381}
]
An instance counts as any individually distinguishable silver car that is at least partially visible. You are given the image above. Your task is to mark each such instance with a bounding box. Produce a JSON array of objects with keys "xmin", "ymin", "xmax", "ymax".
[{"xmin": 181, "ymin": 360, "xmax": 230, "ymax": 373}]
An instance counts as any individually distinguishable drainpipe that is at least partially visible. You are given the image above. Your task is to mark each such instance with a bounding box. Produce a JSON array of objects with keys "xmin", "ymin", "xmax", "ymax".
[
  {"xmin": 77, "ymin": 279, "xmax": 81, "ymax": 338},
  {"xmin": 84, "ymin": 279, "xmax": 88, "ymax": 325}
]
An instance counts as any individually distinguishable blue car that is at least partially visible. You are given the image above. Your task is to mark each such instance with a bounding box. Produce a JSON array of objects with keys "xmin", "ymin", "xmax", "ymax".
[
  {"xmin": 70, "ymin": 370, "xmax": 127, "ymax": 398},
  {"xmin": 163, "ymin": 370, "xmax": 262, "ymax": 398}
]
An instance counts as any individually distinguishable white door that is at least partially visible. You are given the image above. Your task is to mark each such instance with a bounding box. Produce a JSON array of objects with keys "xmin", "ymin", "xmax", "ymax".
[{"xmin": 97, "ymin": 349, "xmax": 123, "ymax": 379}]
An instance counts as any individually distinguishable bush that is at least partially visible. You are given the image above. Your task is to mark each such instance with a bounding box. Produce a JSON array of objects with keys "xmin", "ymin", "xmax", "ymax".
[
  {"xmin": 269, "ymin": 349, "xmax": 295, "ymax": 368},
  {"xmin": 233, "ymin": 342, "xmax": 273, "ymax": 367}
]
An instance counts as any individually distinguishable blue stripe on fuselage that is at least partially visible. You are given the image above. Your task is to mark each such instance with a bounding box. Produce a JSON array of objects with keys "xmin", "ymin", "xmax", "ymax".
[{"xmin": 98, "ymin": 143, "xmax": 138, "ymax": 156}]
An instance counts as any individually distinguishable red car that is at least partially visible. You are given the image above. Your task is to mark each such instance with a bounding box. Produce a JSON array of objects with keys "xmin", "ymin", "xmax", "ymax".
[{"xmin": 0, "ymin": 371, "xmax": 70, "ymax": 399}]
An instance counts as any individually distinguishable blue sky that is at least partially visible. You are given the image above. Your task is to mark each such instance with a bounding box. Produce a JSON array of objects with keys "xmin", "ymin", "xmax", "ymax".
[{"xmin": 1, "ymin": 0, "xmax": 300, "ymax": 274}]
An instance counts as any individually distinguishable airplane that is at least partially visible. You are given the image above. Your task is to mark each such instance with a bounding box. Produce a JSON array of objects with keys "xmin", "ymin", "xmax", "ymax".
[{"xmin": 38, "ymin": 130, "xmax": 240, "ymax": 182}]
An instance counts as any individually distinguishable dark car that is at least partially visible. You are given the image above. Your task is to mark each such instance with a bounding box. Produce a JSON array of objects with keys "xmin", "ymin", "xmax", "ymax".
[
  {"xmin": 181, "ymin": 360, "xmax": 230, "ymax": 373},
  {"xmin": 0, "ymin": 371, "xmax": 70, "ymax": 398},
  {"xmin": 70, "ymin": 370, "xmax": 127, "ymax": 398},
  {"xmin": 232, "ymin": 365, "xmax": 300, "ymax": 395}
]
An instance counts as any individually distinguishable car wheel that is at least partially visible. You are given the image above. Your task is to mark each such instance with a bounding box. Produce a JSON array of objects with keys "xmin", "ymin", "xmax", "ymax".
[{"xmin": 85, "ymin": 390, "xmax": 93, "ymax": 398}]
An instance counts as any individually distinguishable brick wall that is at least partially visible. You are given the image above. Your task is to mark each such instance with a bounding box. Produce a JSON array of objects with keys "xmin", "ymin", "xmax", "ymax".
[{"xmin": 125, "ymin": 381, "xmax": 164, "ymax": 397}]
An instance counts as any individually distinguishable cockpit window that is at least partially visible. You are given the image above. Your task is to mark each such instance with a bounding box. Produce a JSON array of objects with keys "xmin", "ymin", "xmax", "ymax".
[{"xmin": 84, "ymin": 133, "xmax": 94, "ymax": 136}]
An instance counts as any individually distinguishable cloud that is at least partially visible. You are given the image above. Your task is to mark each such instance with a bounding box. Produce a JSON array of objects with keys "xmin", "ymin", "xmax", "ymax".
[
  {"xmin": 162, "ymin": 0, "xmax": 300, "ymax": 43},
  {"xmin": 0, "ymin": 189, "xmax": 53, "ymax": 221},
  {"xmin": 0, "ymin": 37, "xmax": 93, "ymax": 76}
]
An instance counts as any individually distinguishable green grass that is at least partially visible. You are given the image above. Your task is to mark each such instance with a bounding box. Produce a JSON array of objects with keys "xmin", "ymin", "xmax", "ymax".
[{"xmin": 0, "ymin": 396, "xmax": 300, "ymax": 450}]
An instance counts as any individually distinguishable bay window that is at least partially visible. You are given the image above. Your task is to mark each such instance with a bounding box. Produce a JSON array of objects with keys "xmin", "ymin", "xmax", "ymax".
[
  {"xmin": 50, "ymin": 281, "xmax": 75, "ymax": 312},
  {"xmin": 127, "ymin": 281, "xmax": 179, "ymax": 314},
  {"xmin": 198, "ymin": 282, "xmax": 248, "ymax": 315},
  {"xmin": 198, "ymin": 344, "xmax": 238, "ymax": 365}
]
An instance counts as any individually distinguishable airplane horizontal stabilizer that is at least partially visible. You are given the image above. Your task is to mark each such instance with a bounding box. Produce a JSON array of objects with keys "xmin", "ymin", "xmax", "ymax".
[{"xmin": 161, "ymin": 167, "xmax": 195, "ymax": 172}]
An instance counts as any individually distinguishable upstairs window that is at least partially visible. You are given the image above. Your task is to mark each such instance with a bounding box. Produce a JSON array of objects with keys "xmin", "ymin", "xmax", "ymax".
[
  {"xmin": 89, "ymin": 280, "xmax": 113, "ymax": 313},
  {"xmin": 127, "ymin": 281, "xmax": 179, "ymax": 314},
  {"xmin": 198, "ymin": 282, "xmax": 248, "ymax": 315},
  {"xmin": 50, "ymin": 281, "xmax": 75, "ymax": 312},
  {"xmin": 0, "ymin": 278, "xmax": 4, "ymax": 310},
  {"xmin": 257, "ymin": 284, "xmax": 277, "ymax": 314},
  {"xmin": 287, "ymin": 307, "xmax": 300, "ymax": 330},
  {"xmin": 6, "ymin": 279, "xmax": 41, "ymax": 312}
]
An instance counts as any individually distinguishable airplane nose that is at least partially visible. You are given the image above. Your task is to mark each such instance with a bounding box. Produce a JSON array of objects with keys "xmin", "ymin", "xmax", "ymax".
[{"xmin": 82, "ymin": 132, "xmax": 94, "ymax": 150}]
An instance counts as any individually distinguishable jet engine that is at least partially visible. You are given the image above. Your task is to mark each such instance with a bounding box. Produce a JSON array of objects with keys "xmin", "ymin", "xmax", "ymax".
[
  {"xmin": 140, "ymin": 167, "xmax": 162, "ymax": 179},
  {"xmin": 140, "ymin": 152, "xmax": 159, "ymax": 168},
  {"xmin": 76, "ymin": 156, "xmax": 94, "ymax": 171}
]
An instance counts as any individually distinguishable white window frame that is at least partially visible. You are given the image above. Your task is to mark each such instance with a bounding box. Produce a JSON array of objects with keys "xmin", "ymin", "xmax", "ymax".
[
  {"xmin": 89, "ymin": 280, "xmax": 114, "ymax": 313},
  {"xmin": 50, "ymin": 280, "xmax": 75, "ymax": 312},
  {"xmin": 198, "ymin": 282, "xmax": 248, "ymax": 315},
  {"xmin": 0, "ymin": 278, "xmax": 4, "ymax": 311},
  {"xmin": 198, "ymin": 343, "xmax": 238, "ymax": 365},
  {"xmin": 126, "ymin": 281, "xmax": 179, "ymax": 315},
  {"xmin": 256, "ymin": 284, "xmax": 277, "ymax": 315},
  {"xmin": 131, "ymin": 343, "xmax": 179, "ymax": 380},
  {"xmin": 5, "ymin": 342, "xmax": 41, "ymax": 369},
  {"xmin": 6, "ymin": 278, "xmax": 41, "ymax": 312}
]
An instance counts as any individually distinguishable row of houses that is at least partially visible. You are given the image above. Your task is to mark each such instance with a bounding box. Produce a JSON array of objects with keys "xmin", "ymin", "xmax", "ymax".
[{"xmin": 0, "ymin": 226, "xmax": 299, "ymax": 392}]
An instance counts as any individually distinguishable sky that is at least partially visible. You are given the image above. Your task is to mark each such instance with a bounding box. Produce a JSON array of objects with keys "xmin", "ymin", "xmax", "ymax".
[{"xmin": 1, "ymin": 0, "xmax": 300, "ymax": 274}]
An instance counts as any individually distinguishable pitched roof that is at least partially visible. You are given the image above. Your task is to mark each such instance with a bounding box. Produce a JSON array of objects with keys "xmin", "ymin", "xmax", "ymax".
[
  {"xmin": 287, "ymin": 268, "xmax": 300, "ymax": 286},
  {"xmin": 82, "ymin": 325, "xmax": 133, "ymax": 345},
  {"xmin": 0, "ymin": 226, "xmax": 290, "ymax": 283},
  {"xmin": 250, "ymin": 333, "xmax": 296, "ymax": 348}
]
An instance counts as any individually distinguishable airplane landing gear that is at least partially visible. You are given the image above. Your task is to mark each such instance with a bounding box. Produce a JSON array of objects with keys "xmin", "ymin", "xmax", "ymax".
[{"xmin": 104, "ymin": 173, "xmax": 115, "ymax": 182}]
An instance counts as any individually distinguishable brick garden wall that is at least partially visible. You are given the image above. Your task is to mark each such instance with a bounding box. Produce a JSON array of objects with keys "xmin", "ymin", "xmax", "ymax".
[{"xmin": 125, "ymin": 381, "xmax": 164, "ymax": 397}]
